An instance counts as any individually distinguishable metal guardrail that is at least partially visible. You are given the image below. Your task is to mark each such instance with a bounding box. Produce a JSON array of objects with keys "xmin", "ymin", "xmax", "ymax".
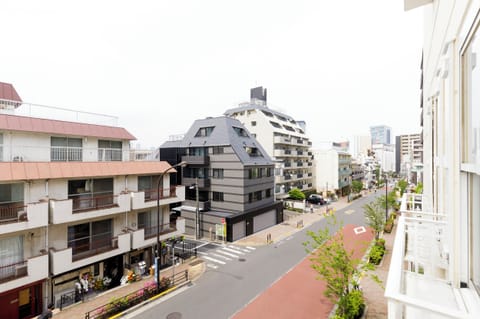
[{"xmin": 84, "ymin": 270, "xmax": 189, "ymax": 319}]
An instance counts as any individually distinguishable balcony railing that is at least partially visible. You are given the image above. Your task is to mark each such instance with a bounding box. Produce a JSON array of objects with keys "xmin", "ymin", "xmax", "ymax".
[
  {"xmin": 142, "ymin": 222, "xmax": 177, "ymax": 239},
  {"xmin": 51, "ymin": 146, "xmax": 83, "ymax": 161},
  {"xmin": 0, "ymin": 202, "xmax": 27, "ymax": 224},
  {"xmin": 70, "ymin": 193, "xmax": 117, "ymax": 212},
  {"xmin": 98, "ymin": 148, "xmax": 122, "ymax": 161},
  {"xmin": 0, "ymin": 260, "xmax": 28, "ymax": 283},
  {"xmin": 70, "ymin": 235, "xmax": 119, "ymax": 262},
  {"xmin": 181, "ymin": 155, "xmax": 209, "ymax": 166},
  {"xmin": 143, "ymin": 186, "xmax": 177, "ymax": 201},
  {"xmin": 385, "ymin": 193, "xmax": 480, "ymax": 318}
]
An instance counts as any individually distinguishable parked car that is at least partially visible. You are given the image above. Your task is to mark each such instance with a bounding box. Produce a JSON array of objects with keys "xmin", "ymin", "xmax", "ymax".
[{"xmin": 307, "ymin": 194, "xmax": 325, "ymax": 205}]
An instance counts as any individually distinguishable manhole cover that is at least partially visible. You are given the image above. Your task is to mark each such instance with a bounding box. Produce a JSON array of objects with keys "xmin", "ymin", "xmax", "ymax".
[
  {"xmin": 238, "ymin": 258, "xmax": 246, "ymax": 262},
  {"xmin": 166, "ymin": 312, "xmax": 182, "ymax": 319}
]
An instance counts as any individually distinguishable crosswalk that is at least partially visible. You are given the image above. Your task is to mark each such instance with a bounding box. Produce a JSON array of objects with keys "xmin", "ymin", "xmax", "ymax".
[{"xmin": 200, "ymin": 245, "xmax": 256, "ymax": 269}]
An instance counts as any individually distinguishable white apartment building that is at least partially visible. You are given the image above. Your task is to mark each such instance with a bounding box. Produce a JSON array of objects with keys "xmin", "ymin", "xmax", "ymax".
[
  {"xmin": 385, "ymin": 1, "xmax": 480, "ymax": 318},
  {"xmin": 352, "ymin": 135, "xmax": 372, "ymax": 160},
  {"xmin": 0, "ymin": 83, "xmax": 185, "ymax": 318},
  {"xmin": 372, "ymin": 143, "xmax": 395, "ymax": 173},
  {"xmin": 224, "ymin": 87, "xmax": 314, "ymax": 198},
  {"xmin": 313, "ymin": 149, "xmax": 352, "ymax": 197},
  {"xmin": 395, "ymin": 133, "xmax": 423, "ymax": 182}
]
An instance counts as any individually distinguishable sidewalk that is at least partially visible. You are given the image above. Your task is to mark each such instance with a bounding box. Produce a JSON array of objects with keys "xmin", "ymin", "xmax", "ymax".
[{"xmin": 52, "ymin": 258, "xmax": 205, "ymax": 319}]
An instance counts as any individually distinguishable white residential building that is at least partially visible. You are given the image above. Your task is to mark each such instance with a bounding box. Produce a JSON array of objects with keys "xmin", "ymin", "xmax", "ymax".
[
  {"xmin": 0, "ymin": 82, "xmax": 185, "ymax": 318},
  {"xmin": 224, "ymin": 87, "xmax": 314, "ymax": 198},
  {"xmin": 353, "ymin": 135, "xmax": 372, "ymax": 160},
  {"xmin": 385, "ymin": 1, "xmax": 480, "ymax": 318},
  {"xmin": 372, "ymin": 143, "xmax": 395, "ymax": 173},
  {"xmin": 313, "ymin": 149, "xmax": 352, "ymax": 197}
]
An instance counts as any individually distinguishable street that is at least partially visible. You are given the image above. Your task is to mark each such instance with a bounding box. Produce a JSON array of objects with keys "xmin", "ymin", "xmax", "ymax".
[{"xmin": 127, "ymin": 192, "xmax": 381, "ymax": 319}]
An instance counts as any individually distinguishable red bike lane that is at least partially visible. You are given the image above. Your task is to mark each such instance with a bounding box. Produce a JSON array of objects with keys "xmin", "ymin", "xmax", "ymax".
[{"xmin": 233, "ymin": 224, "xmax": 374, "ymax": 319}]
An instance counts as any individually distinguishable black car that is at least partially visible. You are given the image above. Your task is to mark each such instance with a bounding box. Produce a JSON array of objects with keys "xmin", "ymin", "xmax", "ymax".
[{"xmin": 307, "ymin": 194, "xmax": 325, "ymax": 205}]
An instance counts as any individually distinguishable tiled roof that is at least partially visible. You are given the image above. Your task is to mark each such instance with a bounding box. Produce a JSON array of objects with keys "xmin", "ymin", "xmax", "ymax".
[
  {"xmin": 0, "ymin": 82, "xmax": 22, "ymax": 102},
  {"xmin": 0, "ymin": 161, "xmax": 175, "ymax": 181},
  {"xmin": 0, "ymin": 113, "xmax": 136, "ymax": 140}
]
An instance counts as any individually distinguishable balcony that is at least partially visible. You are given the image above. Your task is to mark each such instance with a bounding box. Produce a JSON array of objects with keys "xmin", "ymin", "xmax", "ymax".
[
  {"xmin": 50, "ymin": 232, "xmax": 130, "ymax": 276},
  {"xmin": 182, "ymin": 177, "xmax": 210, "ymax": 189},
  {"xmin": 273, "ymin": 149, "xmax": 294, "ymax": 157},
  {"xmin": 50, "ymin": 193, "xmax": 130, "ymax": 224},
  {"xmin": 131, "ymin": 186, "xmax": 185, "ymax": 210},
  {"xmin": 273, "ymin": 136, "xmax": 292, "ymax": 145},
  {"xmin": 385, "ymin": 193, "xmax": 480, "ymax": 318},
  {"xmin": 181, "ymin": 155, "xmax": 209, "ymax": 166},
  {"xmin": 183, "ymin": 199, "xmax": 211, "ymax": 211},
  {"xmin": 0, "ymin": 254, "xmax": 48, "ymax": 292},
  {"xmin": 0, "ymin": 201, "xmax": 48, "ymax": 235},
  {"xmin": 131, "ymin": 218, "xmax": 186, "ymax": 250}
]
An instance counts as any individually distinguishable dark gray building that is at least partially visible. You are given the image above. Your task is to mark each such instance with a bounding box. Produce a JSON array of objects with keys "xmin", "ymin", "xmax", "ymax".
[{"xmin": 160, "ymin": 116, "xmax": 282, "ymax": 242}]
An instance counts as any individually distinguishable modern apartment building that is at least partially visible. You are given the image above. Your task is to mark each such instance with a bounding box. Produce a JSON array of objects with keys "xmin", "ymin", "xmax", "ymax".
[
  {"xmin": 160, "ymin": 116, "xmax": 282, "ymax": 242},
  {"xmin": 370, "ymin": 125, "xmax": 392, "ymax": 145},
  {"xmin": 0, "ymin": 83, "xmax": 185, "ymax": 318},
  {"xmin": 224, "ymin": 87, "xmax": 314, "ymax": 198},
  {"xmin": 372, "ymin": 143, "xmax": 395, "ymax": 173},
  {"xmin": 395, "ymin": 133, "xmax": 423, "ymax": 182},
  {"xmin": 313, "ymin": 148, "xmax": 352, "ymax": 197},
  {"xmin": 385, "ymin": 2, "xmax": 480, "ymax": 318}
]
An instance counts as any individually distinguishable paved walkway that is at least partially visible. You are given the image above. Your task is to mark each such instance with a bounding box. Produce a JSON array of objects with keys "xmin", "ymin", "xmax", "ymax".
[{"xmin": 51, "ymin": 192, "xmax": 394, "ymax": 319}]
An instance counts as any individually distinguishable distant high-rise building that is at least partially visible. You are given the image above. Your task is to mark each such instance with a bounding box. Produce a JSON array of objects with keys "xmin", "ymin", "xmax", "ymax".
[
  {"xmin": 353, "ymin": 135, "xmax": 371, "ymax": 159},
  {"xmin": 370, "ymin": 125, "xmax": 392, "ymax": 145},
  {"xmin": 395, "ymin": 133, "xmax": 423, "ymax": 181}
]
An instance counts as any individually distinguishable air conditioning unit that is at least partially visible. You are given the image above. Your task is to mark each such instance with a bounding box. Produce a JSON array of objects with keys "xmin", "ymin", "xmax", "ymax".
[
  {"xmin": 15, "ymin": 264, "xmax": 28, "ymax": 277},
  {"xmin": 13, "ymin": 156, "xmax": 24, "ymax": 162}
]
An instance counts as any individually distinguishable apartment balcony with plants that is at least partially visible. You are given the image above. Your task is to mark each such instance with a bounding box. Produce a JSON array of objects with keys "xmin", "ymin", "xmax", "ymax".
[{"xmin": 385, "ymin": 193, "xmax": 480, "ymax": 318}]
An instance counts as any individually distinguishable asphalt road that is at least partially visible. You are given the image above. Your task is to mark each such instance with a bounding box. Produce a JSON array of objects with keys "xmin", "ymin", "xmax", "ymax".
[{"xmin": 128, "ymin": 192, "xmax": 382, "ymax": 319}]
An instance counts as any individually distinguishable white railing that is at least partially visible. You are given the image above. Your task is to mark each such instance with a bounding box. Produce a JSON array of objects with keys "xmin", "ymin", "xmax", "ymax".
[{"xmin": 385, "ymin": 194, "xmax": 480, "ymax": 319}]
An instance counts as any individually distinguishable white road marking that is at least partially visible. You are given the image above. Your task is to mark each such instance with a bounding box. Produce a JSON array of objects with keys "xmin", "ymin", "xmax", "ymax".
[
  {"xmin": 223, "ymin": 247, "xmax": 245, "ymax": 255},
  {"xmin": 227, "ymin": 245, "xmax": 250, "ymax": 253},
  {"xmin": 245, "ymin": 246, "xmax": 256, "ymax": 250},
  {"xmin": 202, "ymin": 255, "xmax": 226, "ymax": 265},
  {"xmin": 354, "ymin": 226, "xmax": 366, "ymax": 235},
  {"xmin": 344, "ymin": 209, "xmax": 355, "ymax": 215},
  {"xmin": 211, "ymin": 253, "xmax": 232, "ymax": 261},
  {"xmin": 197, "ymin": 251, "xmax": 208, "ymax": 255},
  {"xmin": 216, "ymin": 249, "xmax": 239, "ymax": 258},
  {"xmin": 206, "ymin": 263, "xmax": 218, "ymax": 269}
]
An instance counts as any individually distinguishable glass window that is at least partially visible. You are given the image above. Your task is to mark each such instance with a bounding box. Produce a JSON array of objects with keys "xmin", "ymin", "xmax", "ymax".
[
  {"xmin": 212, "ymin": 146, "xmax": 224, "ymax": 154},
  {"xmin": 213, "ymin": 169, "xmax": 224, "ymax": 179},
  {"xmin": 266, "ymin": 189, "xmax": 271, "ymax": 198},
  {"xmin": 0, "ymin": 236, "xmax": 24, "ymax": 280},
  {"xmin": 270, "ymin": 121, "xmax": 282, "ymax": 128},
  {"xmin": 98, "ymin": 140, "xmax": 122, "ymax": 161},
  {"xmin": 471, "ymin": 174, "xmax": 480, "ymax": 290},
  {"xmin": 0, "ymin": 133, "xmax": 3, "ymax": 161},
  {"xmin": 195, "ymin": 126, "xmax": 215, "ymax": 137},
  {"xmin": 213, "ymin": 192, "xmax": 224, "ymax": 202},
  {"xmin": 462, "ymin": 34, "xmax": 480, "ymax": 164},
  {"xmin": 51, "ymin": 137, "xmax": 82, "ymax": 161},
  {"xmin": 233, "ymin": 127, "xmax": 249, "ymax": 137},
  {"xmin": 251, "ymin": 121, "xmax": 257, "ymax": 126}
]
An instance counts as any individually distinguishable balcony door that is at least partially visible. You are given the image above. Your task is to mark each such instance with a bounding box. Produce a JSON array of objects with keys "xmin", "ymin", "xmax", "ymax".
[
  {"xmin": 68, "ymin": 178, "xmax": 114, "ymax": 211},
  {"xmin": 0, "ymin": 235, "xmax": 23, "ymax": 282},
  {"xmin": 68, "ymin": 219, "xmax": 113, "ymax": 257}
]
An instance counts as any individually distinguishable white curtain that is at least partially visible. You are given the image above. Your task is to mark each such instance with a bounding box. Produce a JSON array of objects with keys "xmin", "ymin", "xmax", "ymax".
[{"xmin": 0, "ymin": 235, "xmax": 24, "ymax": 279}]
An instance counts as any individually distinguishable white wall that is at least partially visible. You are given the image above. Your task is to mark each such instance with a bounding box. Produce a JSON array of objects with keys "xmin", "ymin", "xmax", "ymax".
[{"xmin": 313, "ymin": 149, "xmax": 339, "ymax": 191}]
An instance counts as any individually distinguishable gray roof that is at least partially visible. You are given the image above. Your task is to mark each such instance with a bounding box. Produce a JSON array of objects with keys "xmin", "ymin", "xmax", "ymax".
[
  {"xmin": 160, "ymin": 116, "xmax": 273, "ymax": 165},
  {"xmin": 224, "ymin": 103, "xmax": 296, "ymax": 123}
]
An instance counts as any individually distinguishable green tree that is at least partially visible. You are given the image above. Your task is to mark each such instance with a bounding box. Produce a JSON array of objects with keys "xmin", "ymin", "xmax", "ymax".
[
  {"xmin": 376, "ymin": 191, "xmax": 397, "ymax": 213},
  {"xmin": 397, "ymin": 179, "xmax": 408, "ymax": 196},
  {"xmin": 363, "ymin": 201, "xmax": 385, "ymax": 240},
  {"xmin": 304, "ymin": 215, "xmax": 380, "ymax": 318},
  {"xmin": 351, "ymin": 180, "xmax": 363, "ymax": 194},
  {"xmin": 288, "ymin": 188, "xmax": 305, "ymax": 200}
]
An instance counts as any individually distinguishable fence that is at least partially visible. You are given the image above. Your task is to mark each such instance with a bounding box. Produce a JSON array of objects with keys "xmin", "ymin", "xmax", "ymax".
[{"xmin": 84, "ymin": 270, "xmax": 189, "ymax": 319}]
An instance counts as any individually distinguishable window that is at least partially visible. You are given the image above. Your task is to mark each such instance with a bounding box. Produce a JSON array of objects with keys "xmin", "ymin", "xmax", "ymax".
[
  {"xmin": 138, "ymin": 176, "xmax": 161, "ymax": 200},
  {"xmin": 68, "ymin": 219, "xmax": 112, "ymax": 256},
  {"xmin": 275, "ymin": 115, "xmax": 287, "ymax": 122},
  {"xmin": 258, "ymin": 168, "xmax": 264, "ymax": 178},
  {"xmin": 212, "ymin": 169, "xmax": 224, "ymax": 179},
  {"xmin": 51, "ymin": 137, "xmax": 83, "ymax": 161},
  {"xmin": 233, "ymin": 127, "xmax": 249, "ymax": 137},
  {"xmin": 0, "ymin": 183, "xmax": 24, "ymax": 222},
  {"xmin": 68, "ymin": 178, "xmax": 114, "ymax": 211},
  {"xmin": 283, "ymin": 125, "xmax": 295, "ymax": 132},
  {"xmin": 267, "ymin": 167, "xmax": 273, "ymax": 177},
  {"xmin": 184, "ymin": 167, "xmax": 208, "ymax": 178},
  {"xmin": 270, "ymin": 121, "xmax": 282, "ymax": 128},
  {"xmin": 0, "ymin": 236, "xmax": 24, "ymax": 281},
  {"xmin": 249, "ymin": 168, "xmax": 259, "ymax": 179},
  {"xmin": 212, "ymin": 146, "xmax": 224, "ymax": 154},
  {"xmin": 245, "ymin": 147, "xmax": 262, "ymax": 157},
  {"xmin": 138, "ymin": 211, "xmax": 161, "ymax": 238},
  {"xmin": 254, "ymin": 191, "xmax": 262, "ymax": 201},
  {"xmin": 195, "ymin": 126, "xmax": 215, "ymax": 137},
  {"xmin": 251, "ymin": 121, "xmax": 257, "ymax": 126},
  {"xmin": 261, "ymin": 110, "xmax": 274, "ymax": 117},
  {"xmin": 470, "ymin": 174, "xmax": 480, "ymax": 290},
  {"xmin": 266, "ymin": 189, "xmax": 271, "ymax": 198},
  {"xmin": 98, "ymin": 140, "xmax": 122, "ymax": 161},
  {"xmin": 248, "ymin": 193, "xmax": 253, "ymax": 203},
  {"xmin": 213, "ymin": 192, "xmax": 224, "ymax": 202},
  {"xmin": 188, "ymin": 147, "xmax": 206, "ymax": 156}
]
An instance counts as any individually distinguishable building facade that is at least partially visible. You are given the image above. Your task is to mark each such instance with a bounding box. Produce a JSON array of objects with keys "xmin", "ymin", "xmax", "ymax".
[
  {"xmin": 370, "ymin": 125, "xmax": 392, "ymax": 145},
  {"xmin": 385, "ymin": 1, "xmax": 480, "ymax": 318},
  {"xmin": 224, "ymin": 87, "xmax": 314, "ymax": 198},
  {"xmin": 0, "ymin": 85, "xmax": 185, "ymax": 318},
  {"xmin": 395, "ymin": 133, "xmax": 423, "ymax": 182},
  {"xmin": 160, "ymin": 116, "xmax": 282, "ymax": 242},
  {"xmin": 313, "ymin": 148, "xmax": 352, "ymax": 197}
]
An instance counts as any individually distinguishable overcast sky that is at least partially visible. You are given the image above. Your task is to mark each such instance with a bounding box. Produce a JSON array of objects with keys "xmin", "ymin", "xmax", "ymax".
[{"xmin": 1, "ymin": 1, "xmax": 423, "ymax": 149}]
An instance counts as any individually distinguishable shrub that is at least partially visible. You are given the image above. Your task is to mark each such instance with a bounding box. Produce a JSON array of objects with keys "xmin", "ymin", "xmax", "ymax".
[
  {"xmin": 338, "ymin": 289, "xmax": 365, "ymax": 319},
  {"xmin": 288, "ymin": 188, "xmax": 305, "ymax": 200},
  {"xmin": 384, "ymin": 221, "xmax": 393, "ymax": 233},
  {"xmin": 369, "ymin": 245, "xmax": 385, "ymax": 265},
  {"xmin": 376, "ymin": 238, "xmax": 386, "ymax": 248}
]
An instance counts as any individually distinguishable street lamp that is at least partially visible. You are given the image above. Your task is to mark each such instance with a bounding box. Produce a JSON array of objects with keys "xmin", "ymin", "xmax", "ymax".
[
  {"xmin": 384, "ymin": 174, "xmax": 388, "ymax": 222},
  {"xmin": 189, "ymin": 177, "xmax": 200, "ymax": 240},
  {"xmin": 156, "ymin": 160, "xmax": 187, "ymax": 291}
]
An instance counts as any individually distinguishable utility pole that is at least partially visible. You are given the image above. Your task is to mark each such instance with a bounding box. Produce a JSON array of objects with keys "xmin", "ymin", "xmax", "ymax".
[{"xmin": 195, "ymin": 177, "xmax": 200, "ymax": 240}]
